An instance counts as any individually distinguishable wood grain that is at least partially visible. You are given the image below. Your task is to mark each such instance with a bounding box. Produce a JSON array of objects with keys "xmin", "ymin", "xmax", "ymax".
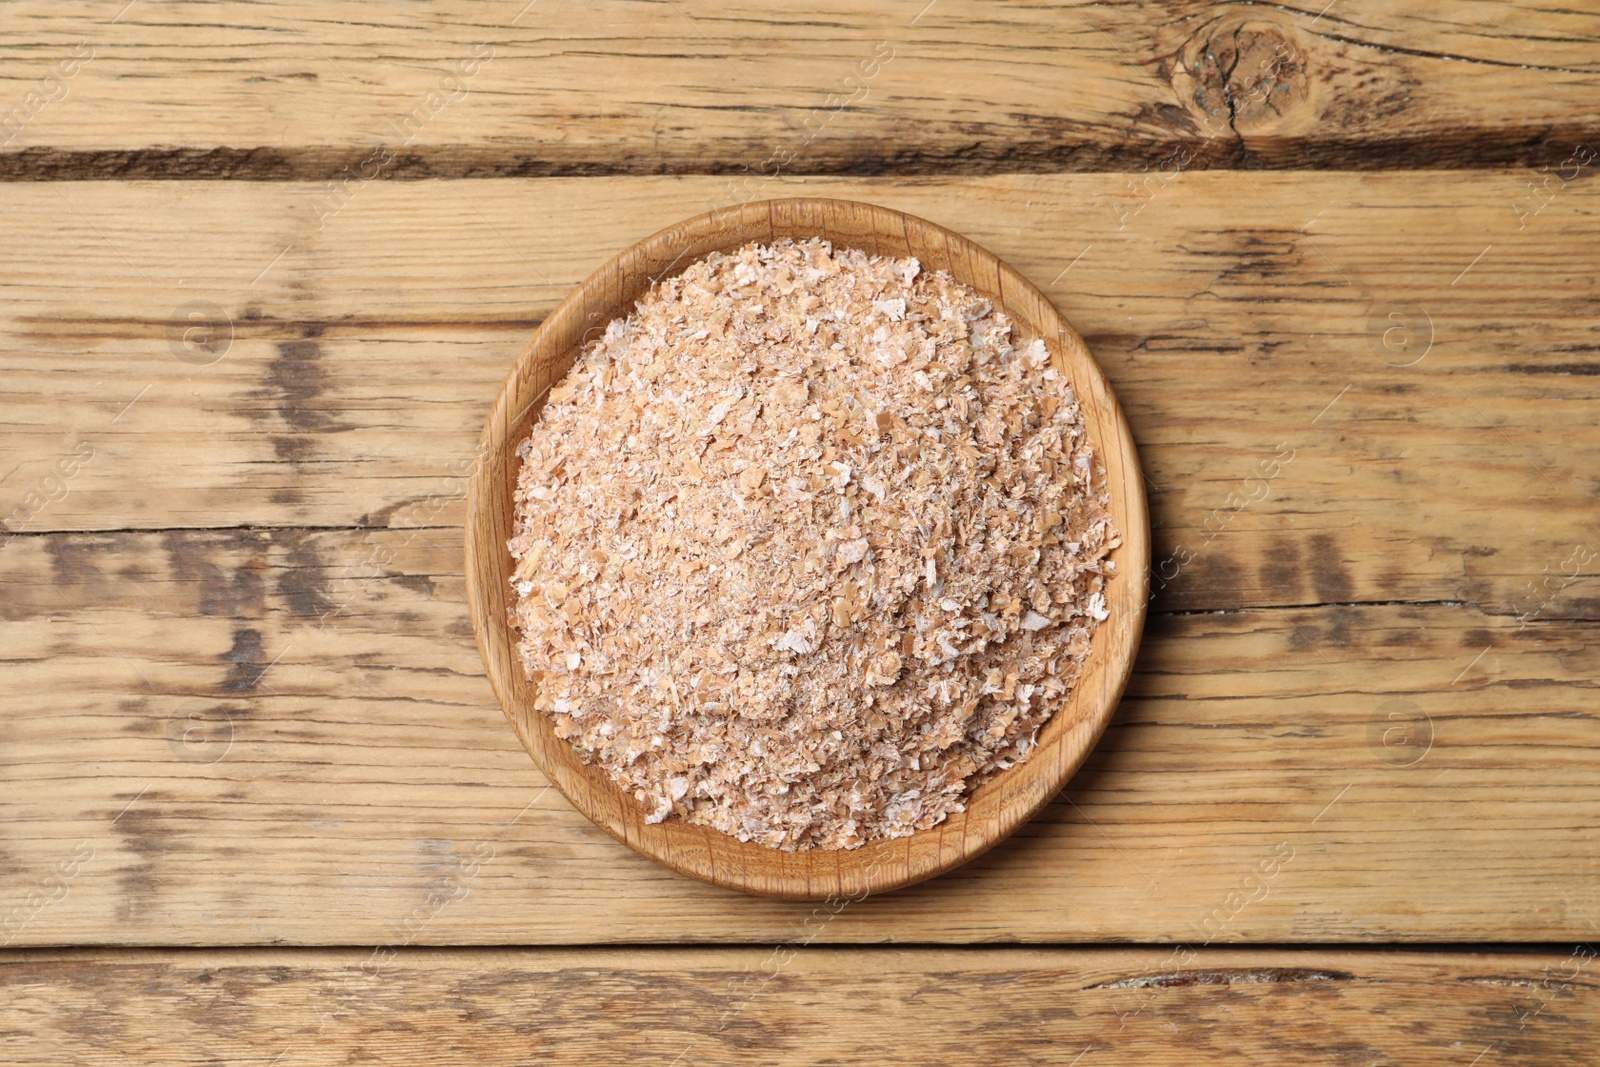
[
  {"xmin": 3, "ymin": 174, "xmax": 1597, "ymax": 620},
  {"xmin": 1, "ymin": 1, "xmax": 1598, "ymax": 178},
  {"xmin": 3, "ymin": 947, "xmax": 1598, "ymax": 1065},
  {"xmin": 465, "ymin": 198, "xmax": 1150, "ymax": 898},
  {"xmin": 2, "ymin": 527, "xmax": 1595, "ymax": 945},
  {"xmin": 4, "ymin": 0, "xmax": 1593, "ymax": 1046}
]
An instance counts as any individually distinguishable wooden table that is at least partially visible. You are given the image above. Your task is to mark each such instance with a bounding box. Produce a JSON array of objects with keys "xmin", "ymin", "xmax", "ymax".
[{"xmin": 3, "ymin": 2, "xmax": 1597, "ymax": 1062}]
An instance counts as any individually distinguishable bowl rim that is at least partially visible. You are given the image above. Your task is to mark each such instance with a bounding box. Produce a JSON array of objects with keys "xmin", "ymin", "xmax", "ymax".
[{"xmin": 465, "ymin": 197, "xmax": 1149, "ymax": 900}]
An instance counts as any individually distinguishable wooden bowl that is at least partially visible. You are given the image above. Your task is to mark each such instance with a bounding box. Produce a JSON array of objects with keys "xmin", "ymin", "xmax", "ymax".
[{"xmin": 466, "ymin": 198, "xmax": 1148, "ymax": 900}]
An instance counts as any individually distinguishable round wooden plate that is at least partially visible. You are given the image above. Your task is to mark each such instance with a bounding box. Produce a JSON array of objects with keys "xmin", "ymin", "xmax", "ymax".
[{"xmin": 466, "ymin": 198, "xmax": 1149, "ymax": 900}]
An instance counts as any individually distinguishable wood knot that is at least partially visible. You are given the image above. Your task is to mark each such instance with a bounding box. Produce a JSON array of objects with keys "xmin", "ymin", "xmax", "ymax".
[{"xmin": 1172, "ymin": 18, "xmax": 1312, "ymax": 138}]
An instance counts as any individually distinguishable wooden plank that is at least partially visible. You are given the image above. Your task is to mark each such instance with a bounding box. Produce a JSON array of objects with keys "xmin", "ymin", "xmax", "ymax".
[
  {"xmin": 3, "ymin": 174, "xmax": 1598, "ymax": 616},
  {"xmin": 1, "ymin": 1, "xmax": 1597, "ymax": 177},
  {"xmin": 3, "ymin": 947, "xmax": 1598, "ymax": 1064},
  {"xmin": 2, "ymin": 528, "xmax": 1596, "ymax": 945}
]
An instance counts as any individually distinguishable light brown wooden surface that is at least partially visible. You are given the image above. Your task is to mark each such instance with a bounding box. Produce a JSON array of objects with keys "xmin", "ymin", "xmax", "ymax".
[
  {"xmin": 2, "ymin": 528, "xmax": 1595, "ymax": 944},
  {"xmin": 3, "ymin": 947, "xmax": 1598, "ymax": 1065},
  {"xmin": 3, "ymin": 175, "xmax": 1598, "ymax": 944},
  {"xmin": 1, "ymin": 1, "xmax": 1598, "ymax": 177},
  {"xmin": 465, "ymin": 197, "xmax": 1151, "ymax": 899},
  {"xmin": 2, "ymin": 1, "xmax": 1598, "ymax": 1056},
  {"xmin": 3, "ymin": 174, "xmax": 1597, "ymax": 618}
]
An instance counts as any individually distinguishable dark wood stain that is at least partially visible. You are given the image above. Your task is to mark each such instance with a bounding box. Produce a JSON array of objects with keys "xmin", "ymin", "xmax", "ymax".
[
  {"xmin": 1560, "ymin": 594, "xmax": 1600, "ymax": 621},
  {"xmin": 1324, "ymin": 606, "xmax": 1355, "ymax": 647},
  {"xmin": 1287, "ymin": 618, "xmax": 1314, "ymax": 652},
  {"xmin": 0, "ymin": 145, "xmax": 301, "ymax": 181},
  {"xmin": 356, "ymin": 498, "xmax": 419, "ymax": 529},
  {"xmin": 220, "ymin": 628, "xmax": 267, "ymax": 693},
  {"xmin": 274, "ymin": 531, "xmax": 334, "ymax": 620},
  {"xmin": 1208, "ymin": 230, "xmax": 1315, "ymax": 292},
  {"xmin": 1381, "ymin": 624, "xmax": 1421, "ymax": 647},
  {"xmin": 1376, "ymin": 569, "xmax": 1410, "ymax": 597},
  {"xmin": 117, "ymin": 697, "xmax": 154, "ymax": 736},
  {"xmin": 1197, "ymin": 554, "xmax": 1246, "ymax": 606},
  {"xmin": 44, "ymin": 537, "xmax": 103, "ymax": 587},
  {"xmin": 1288, "ymin": 605, "xmax": 1356, "ymax": 650},
  {"xmin": 116, "ymin": 559, "xmax": 156, "ymax": 583},
  {"xmin": 393, "ymin": 574, "xmax": 435, "ymax": 597},
  {"xmin": 1307, "ymin": 533, "xmax": 1354, "ymax": 603},
  {"xmin": 1, "ymin": 128, "xmax": 1590, "ymax": 180},
  {"xmin": 1506, "ymin": 362, "xmax": 1600, "ymax": 376},
  {"xmin": 111, "ymin": 804, "xmax": 166, "ymax": 925},
  {"xmin": 269, "ymin": 435, "xmax": 315, "ymax": 463},
  {"xmin": 269, "ymin": 338, "xmax": 331, "ymax": 428},
  {"xmin": 259, "ymin": 337, "xmax": 355, "ymax": 463},
  {"xmin": 1258, "ymin": 537, "xmax": 1302, "ymax": 602},
  {"xmin": 162, "ymin": 532, "xmax": 266, "ymax": 618}
]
